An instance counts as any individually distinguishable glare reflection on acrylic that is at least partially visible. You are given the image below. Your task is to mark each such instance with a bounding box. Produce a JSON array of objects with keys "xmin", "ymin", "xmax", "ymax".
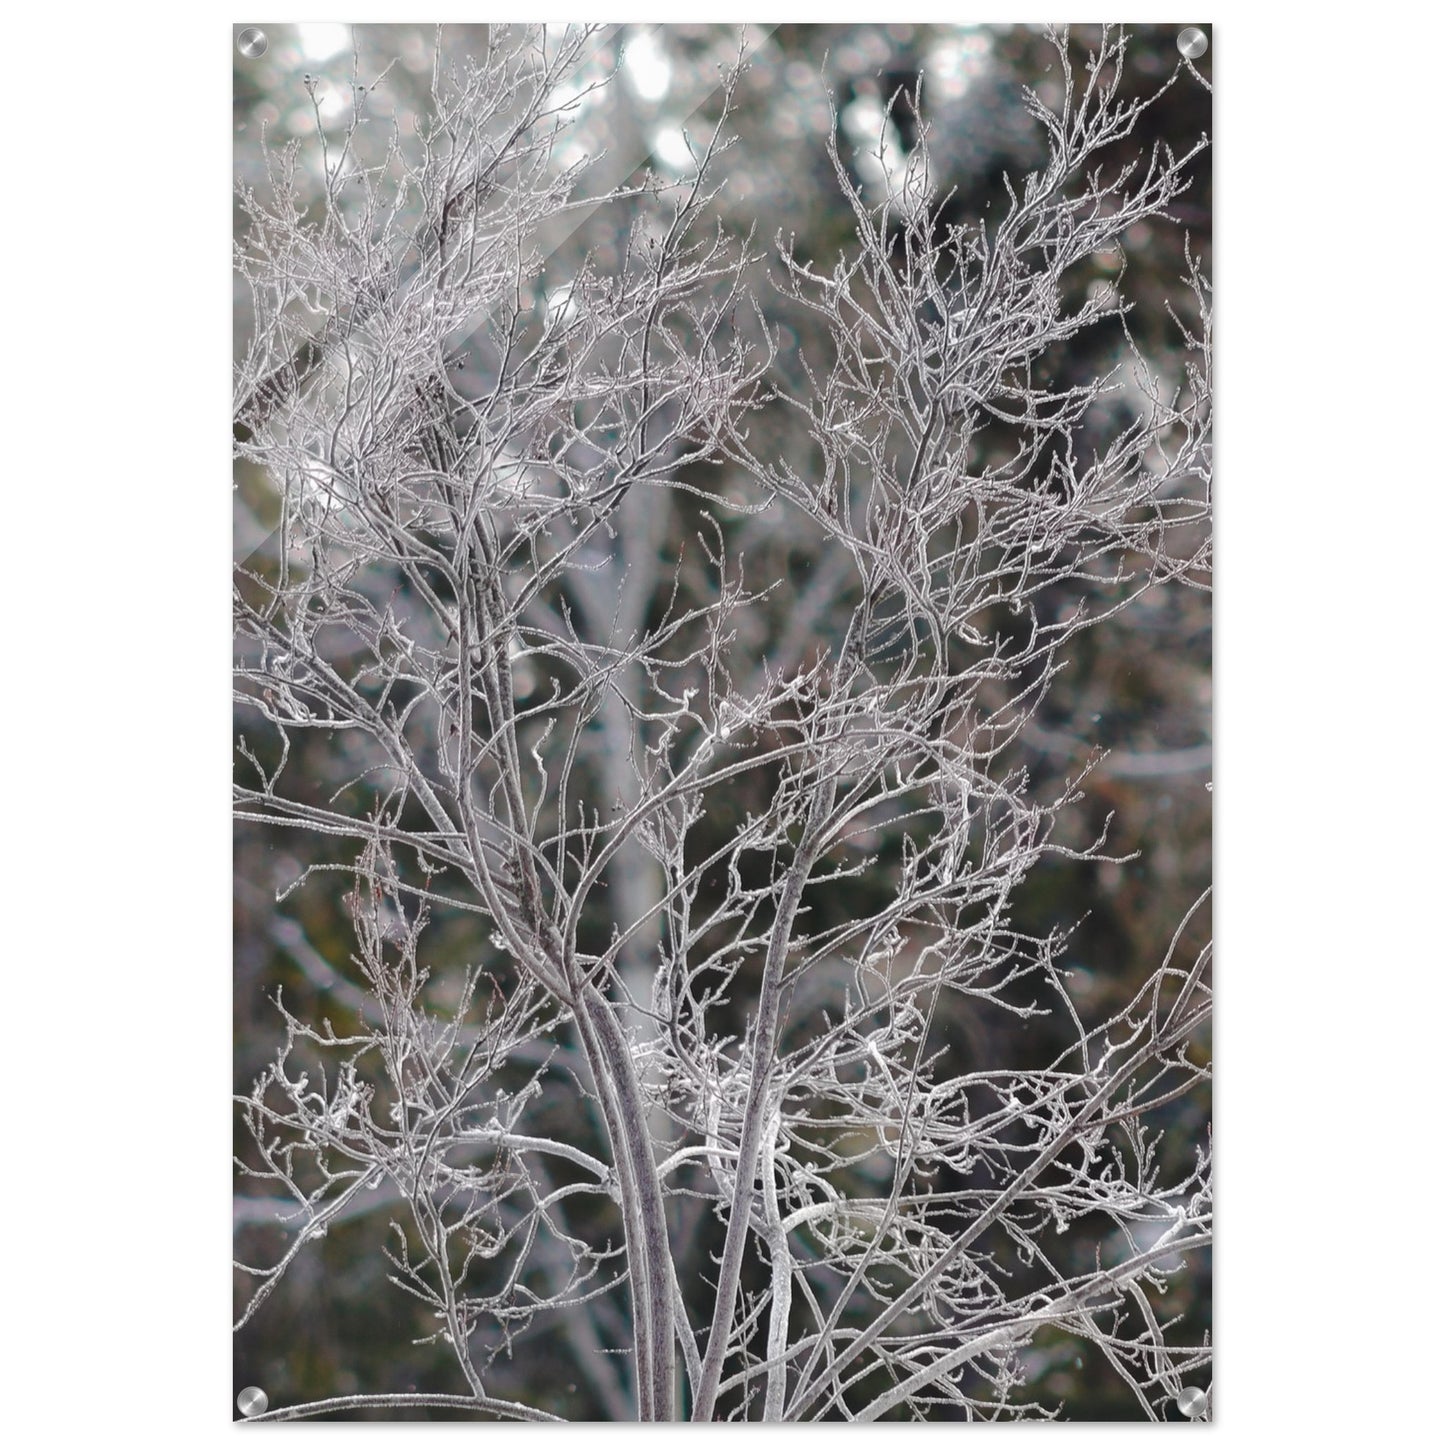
[{"xmin": 234, "ymin": 22, "xmax": 1212, "ymax": 1422}]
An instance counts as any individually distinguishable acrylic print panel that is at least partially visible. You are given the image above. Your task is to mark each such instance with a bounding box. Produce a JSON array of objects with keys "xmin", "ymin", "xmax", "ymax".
[{"xmin": 233, "ymin": 22, "xmax": 1212, "ymax": 1423}]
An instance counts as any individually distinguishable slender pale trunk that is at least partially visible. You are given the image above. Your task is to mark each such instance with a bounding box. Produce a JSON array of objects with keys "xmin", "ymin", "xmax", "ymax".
[{"xmin": 691, "ymin": 771, "xmax": 837, "ymax": 1420}]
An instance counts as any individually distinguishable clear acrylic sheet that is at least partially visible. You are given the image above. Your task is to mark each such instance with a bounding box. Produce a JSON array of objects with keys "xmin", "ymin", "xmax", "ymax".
[{"xmin": 233, "ymin": 21, "xmax": 1212, "ymax": 1423}]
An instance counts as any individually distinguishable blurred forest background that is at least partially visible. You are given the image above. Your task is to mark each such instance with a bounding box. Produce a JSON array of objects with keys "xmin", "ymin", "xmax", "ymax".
[{"xmin": 234, "ymin": 22, "xmax": 1210, "ymax": 1420}]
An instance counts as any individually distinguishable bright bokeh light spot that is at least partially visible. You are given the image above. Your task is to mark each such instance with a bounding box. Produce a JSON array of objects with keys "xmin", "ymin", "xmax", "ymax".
[
  {"xmin": 929, "ymin": 27, "xmax": 993, "ymax": 100},
  {"xmin": 624, "ymin": 29, "xmax": 671, "ymax": 102},
  {"xmin": 552, "ymin": 68, "xmax": 604, "ymax": 121},
  {"xmin": 841, "ymin": 97, "xmax": 914, "ymax": 210},
  {"xmin": 842, "ymin": 94, "xmax": 887, "ymax": 148},
  {"xmin": 652, "ymin": 125, "xmax": 694, "ymax": 173},
  {"xmin": 544, "ymin": 285, "xmax": 579, "ymax": 327},
  {"xmin": 298, "ymin": 23, "xmax": 350, "ymax": 60}
]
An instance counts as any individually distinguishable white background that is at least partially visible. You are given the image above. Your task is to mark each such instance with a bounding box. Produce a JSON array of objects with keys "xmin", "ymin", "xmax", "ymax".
[{"xmin": 4, "ymin": 4, "xmax": 1437, "ymax": 1438}]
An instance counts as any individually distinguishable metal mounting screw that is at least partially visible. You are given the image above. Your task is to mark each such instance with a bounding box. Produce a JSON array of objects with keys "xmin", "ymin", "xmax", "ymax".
[
  {"xmin": 237, "ymin": 1386, "xmax": 270, "ymax": 1418},
  {"xmin": 1175, "ymin": 1385, "xmax": 1208, "ymax": 1418},
  {"xmin": 237, "ymin": 27, "xmax": 268, "ymax": 59},
  {"xmin": 1177, "ymin": 27, "xmax": 1208, "ymax": 61}
]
